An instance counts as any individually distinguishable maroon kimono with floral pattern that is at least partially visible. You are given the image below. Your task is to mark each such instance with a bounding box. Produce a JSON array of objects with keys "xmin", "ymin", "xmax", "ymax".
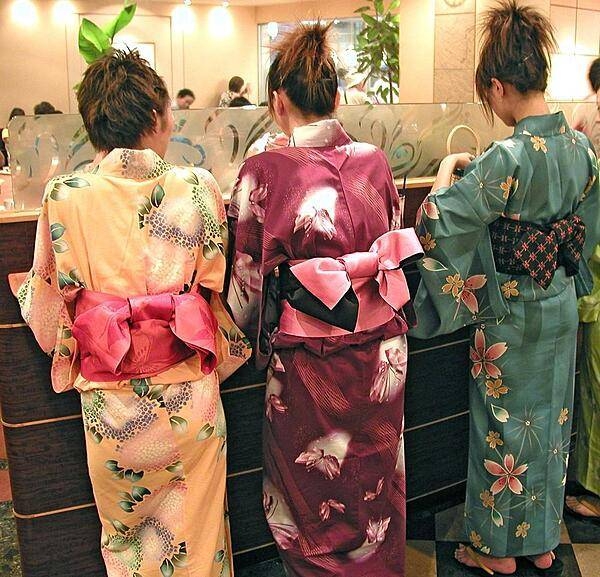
[{"xmin": 227, "ymin": 119, "xmax": 415, "ymax": 576}]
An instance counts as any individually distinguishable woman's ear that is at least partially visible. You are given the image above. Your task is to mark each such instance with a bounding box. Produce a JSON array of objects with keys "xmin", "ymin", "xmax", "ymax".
[
  {"xmin": 490, "ymin": 78, "xmax": 505, "ymax": 99},
  {"xmin": 334, "ymin": 89, "xmax": 341, "ymax": 111},
  {"xmin": 272, "ymin": 90, "xmax": 285, "ymax": 117},
  {"xmin": 150, "ymin": 109, "xmax": 160, "ymax": 133}
]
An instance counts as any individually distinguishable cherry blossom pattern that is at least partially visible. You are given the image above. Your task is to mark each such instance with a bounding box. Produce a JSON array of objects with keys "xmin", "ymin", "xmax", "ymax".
[
  {"xmin": 470, "ymin": 328, "xmax": 508, "ymax": 379},
  {"xmin": 442, "ymin": 273, "xmax": 488, "ymax": 315},
  {"xmin": 319, "ymin": 499, "xmax": 346, "ymax": 521},
  {"xmin": 295, "ymin": 448, "xmax": 341, "ymax": 480},
  {"xmin": 484, "ymin": 454, "xmax": 528, "ymax": 495}
]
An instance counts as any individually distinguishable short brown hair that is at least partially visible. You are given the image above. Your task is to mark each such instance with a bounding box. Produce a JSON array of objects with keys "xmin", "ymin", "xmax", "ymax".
[
  {"xmin": 475, "ymin": 0, "xmax": 557, "ymax": 121},
  {"xmin": 267, "ymin": 22, "xmax": 338, "ymax": 118},
  {"xmin": 589, "ymin": 58, "xmax": 600, "ymax": 93},
  {"xmin": 78, "ymin": 49, "xmax": 170, "ymax": 152}
]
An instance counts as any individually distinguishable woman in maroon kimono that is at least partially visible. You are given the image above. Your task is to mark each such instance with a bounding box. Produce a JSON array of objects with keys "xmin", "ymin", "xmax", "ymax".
[{"xmin": 227, "ymin": 23, "xmax": 422, "ymax": 577}]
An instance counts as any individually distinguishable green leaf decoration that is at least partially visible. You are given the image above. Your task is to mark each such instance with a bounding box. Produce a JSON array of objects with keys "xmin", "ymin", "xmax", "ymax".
[
  {"xmin": 166, "ymin": 461, "xmax": 183, "ymax": 473},
  {"xmin": 58, "ymin": 271, "xmax": 77, "ymax": 290},
  {"xmin": 91, "ymin": 429, "xmax": 103, "ymax": 444},
  {"xmin": 105, "ymin": 538, "xmax": 131, "ymax": 552},
  {"xmin": 111, "ymin": 519, "xmax": 130, "ymax": 534},
  {"xmin": 183, "ymin": 170, "xmax": 199, "ymax": 186},
  {"xmin": 170, "ymin": 416, "xmax": 188, "ymax": 434},
  {"xmin": 124, "ymin": 469, "xmax": 144, "ymax": 482},
  {"xmin": 138, "ymin": 212, "xmax": 146, "ymax": 229},
  {"xmin": 131, "ymin": 486, "xmax": 150, "ymax": 502},
  {"xmin": 63, "ymin": 176, "xmax": 90, "ymax": 188},
  {"xmin": 102, "ymin": 4, "xmax": 137, "ymax": 40},
  {"xmin": 179, "ymin": 542, "xmax": 187, "ymax": 553},
  {"xmin": 196, "ymin": 423, "xmax": 215, "ymax": 441},
  {"xmin": 50, "ymin": 223, "xmax": 66, "ymax": 241},
  {"xmin": 58, "ymin": 344, "xmax": 71, "ymax": 357},
  {"xmin": 151, "ymin": 184, "xmax": 165, "ymax": 208},
  {"xmin": 148, "ymin": 385, "xmax": 165, "ymax": 401},
  {"xmin": 119, "ymin": 491, "xmax": 134, "ymax": 501},
  {"xmin": 202, "ymin": 240, "xmax": 219, "ymax": 260},
  {"xmin": 105, "ymin": 460, "xmax": 121, "ymax": 472},
  {"xmin": 69, "ymin": 269, "xmax": 82, "ymax": 283},
  {"xmin": 491, "ymin": 404, "xmax": 510, "ymax": 423},
  {"xmin": 160, "ymin": 558, "xmax": 175, "ymax": 577},
  {"xmin": 49, "ymin": 183, "xmax": 69, "ymax": 201},
  {"xmin": 172, "ymin": 552, "xmax": 188, "ymax": 567},
  {"xmin": 132, "ymin": 379, "xmax": 150, "ymax": 397},
  {"xmin": 118, "ymin": 500, "xmax": 135, "ymax": 513},
  {"xmin": 491, "ymin": 507, "xmax": 504, "ymax": 527},
  {"xmin": 52, "ymin": 239, "xmax": 69, "ymax": 254},
  {"xmin": 421, "ymin": 257, "xmax": 448, "ymax": 272},
  {"xmin": 138, "ymin": 197, "xmax": 152, "ymax": 216},
  {"xmin": 78, "ymin": 19, "xmax": 111, "ymax": 64},
  {"xmin": 62, "ymin": 327, "xmax": 72, "ymax": 339},
  {"xmin": 214, "ymin": 549, "xmax": 225, "ymax": 563}
]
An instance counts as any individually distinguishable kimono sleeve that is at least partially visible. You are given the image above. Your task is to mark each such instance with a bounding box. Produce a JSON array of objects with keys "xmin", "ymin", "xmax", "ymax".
[
  {"xmin": 226, "ymin": 161, "xmax": 267, "ymax": 365},
  {"xmin": 17, "ymin": 189, "xmax": 79, "ymax": 392},
  {"xmin": 410, "ymin": 142, "xmax": 517, "ymax": 339}
]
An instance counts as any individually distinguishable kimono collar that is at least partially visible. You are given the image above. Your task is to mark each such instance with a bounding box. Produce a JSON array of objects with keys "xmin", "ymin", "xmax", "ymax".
[
  {"xmin": 91, "ymin": 148, "xmax": 173, "ymax": 181},
  {"xmin": 289, "ymin": 119, "xmax": 352, "ymax": 148},
  {"xmin": 513, "ymin": 111, "xmax": 569, "ymax": 138}
]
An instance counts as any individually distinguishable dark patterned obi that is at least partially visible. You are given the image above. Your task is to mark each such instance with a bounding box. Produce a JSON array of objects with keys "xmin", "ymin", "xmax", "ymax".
[
  {"xmin": 275, "ymin": 229, "xmax": 423, "ymax": 338},
  {"xmin": 489, "ymin": 214, "xmax": 585, "ymax": 289},
  {"xmin": 72, "ymin": 289, "xmax": 218, "ymax": 382}
]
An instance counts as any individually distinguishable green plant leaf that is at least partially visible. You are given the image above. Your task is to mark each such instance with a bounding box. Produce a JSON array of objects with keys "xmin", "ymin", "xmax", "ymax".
[
  {"xmin": 53, "ymin": 239, "xmax": 69, "ymax": 254},
  {"xmin": 172, "ymin": 552, "xmax": 188, "ymax": 567},
  {"xmin": 111, "ymin": 519, "xmax": 130, "ymax": 534},
  {"xmin": 132, "ymin": 379, "xmax": 150, "ymax": 397},
  {"xmin": 491, "ymin": 404, "xmax": 510, "ymax": 423},
  {"xmin": 78, "ymin": 19, "xmax": 111, "ymax": 64},
  {"xmin": 102, "ymin": 4, "xmax": 137, "ymax": 41},
  {"xmin": 105, "ymin": 460, "xmax": 121, "ymax": 472},
  {"xmin": 166, "ymin": 460, "xmax": 183, "ymax": 473},
  {"xmin": 63, "ymin": 177, "xmax": 90, "ymax": 188},
  {"xmin": 118, "ymin": 500, "xmax": 135, "ymax": 513},
  {"xmin": 124, "ymin": 469, "xmax": 144, "ymax": 482},
  {"xmin": 214, "ymin": 549, "xmax": 225, "ymax": 563},
  {"xmin": 131, "ymin": 486, "xmax": 150, "ymax": 502},
  {"xmin": 202, "ymin": 240, "xmax": 219, "ymax": 260},
  {"xmin": 151, "ymin": 184, "xmax": 165, "ymax": 208},
  {"xmin": 491, "ymin": 507, "xmax": 504, "ymax": 527},
  {"xmin": 183, "ymin": 170, "xmax": 199, "ymax": 185},
  {"xmin": 196, "ymin": 423, "xmax": 215, "ymax": 441},
  {"xmin": 49, "ymin": 183, "xmax": 69, "ymax": 201},
  {"xmin": 50, "ymin": 222, "xmax": 66, "ymax": 241},
  {"xmin": 58, "ymin": 271, "xmax": 76, "ymax": 289}
]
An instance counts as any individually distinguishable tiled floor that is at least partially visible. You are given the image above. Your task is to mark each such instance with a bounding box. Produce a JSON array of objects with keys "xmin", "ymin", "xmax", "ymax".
[{"xmin": 0, "ymin": 460, "xmax": 598, "ymax": 577}]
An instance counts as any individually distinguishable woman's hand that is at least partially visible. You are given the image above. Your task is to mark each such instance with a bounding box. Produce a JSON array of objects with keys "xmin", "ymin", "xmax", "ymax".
[
  {"xmin": 447, "ymin": 152, "xmax": 476, "ymax": 171},
  {"xmin": 432, "ymin": 152, "xmax": 475, "ymax": 192}
]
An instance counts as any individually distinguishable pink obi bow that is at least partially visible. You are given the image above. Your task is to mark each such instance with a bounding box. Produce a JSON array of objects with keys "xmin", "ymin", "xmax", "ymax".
[
  {"xmin": 72, "ymin": 290, "xmax": 218, "ymax": 382},
  {"xmin": 279, "ymin": 229, "xmax": 423, "ymax": 338}
]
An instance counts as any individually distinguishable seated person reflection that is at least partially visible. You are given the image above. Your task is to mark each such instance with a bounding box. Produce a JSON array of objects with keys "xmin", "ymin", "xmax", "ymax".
[
  {"xmin": 17, "ymin": 49, "xmax": 249, "ymax": 577},
  {"xmin": 172, "ymin": 87, "xmax": 195, "ymax": 110}
]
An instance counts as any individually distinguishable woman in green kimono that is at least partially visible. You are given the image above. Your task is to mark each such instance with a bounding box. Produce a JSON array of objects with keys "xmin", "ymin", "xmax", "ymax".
[{"xmin": 411, "ymin": 1, "xmax": 600, "ymax": 574}]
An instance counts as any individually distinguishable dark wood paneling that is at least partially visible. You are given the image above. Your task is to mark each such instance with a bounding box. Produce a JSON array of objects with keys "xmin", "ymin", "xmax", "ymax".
[
  {"xmin": 223, "ymin": 385, "xmax": 264, "ymax": 475},
  {"xmin": 4, "ymin": 418, "xmax": 94, "ymax": 516},
  {"xmin": 0, "ymin": 220, "xmax": 36, "ymax": 324},
  {"xmin": 227, "ymin": 469, "xmax": 272, "ymax": 554},
  {"xmin": 405, "ymin": 413, "xmax": 470, "ymax": 501},
  {"xmin": 221, "ymin": 362, "xmax": 266, "ymax": 391},
  {"xmin": 16, "ymin": 507, "xmax": 105, "ymax": 577},
  {"xmin": 405, "ymin": 340, "xmax": 470, "ymax": 429},
  {"xmin": 0, "ymin": 327, "xmax": 81, "ymax": 424},
  {"xmin": 402, "ymin": 186, "xmax": 431, "ymax": 228}
]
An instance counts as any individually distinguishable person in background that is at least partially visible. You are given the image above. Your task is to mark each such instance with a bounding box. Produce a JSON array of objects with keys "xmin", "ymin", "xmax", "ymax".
[
  {"xmin": 228, "ymin": 96, "xmax": 254, "ymax": 108},
  {"xmin": 411, "ymin": 1, "xmax": 600, "ymax": 574},
  {"xmin": 572, "ymin": 58, "xmax": 600, "ymax": 151},
  {"xmin": 1, "ymin": 107, "xmax": 25, "ymax": 168},
  {"xmin": 33, "ymin": 101, "xmax": 57, "ymax": 115},
  {"xmin": 227, "ymin": 21, "xmax": 421, "ymax": 577},
  {"xmin": 219, "ymin": 75, "xmax": 250, "ymax": 107},
  {"xmin": 341, "ymin": 71, "xmax": 371, "ymax": 105},
  {"xmin": 172, "ymin": 88, "xmax": 195, "ymax": 110},
  {"xmin": 17, "ymin": 49, "xmax": 249, "ymax": 577},
  {"xmin": 566, "ymin": 57, "xmax": 600, "ymax": 521}
]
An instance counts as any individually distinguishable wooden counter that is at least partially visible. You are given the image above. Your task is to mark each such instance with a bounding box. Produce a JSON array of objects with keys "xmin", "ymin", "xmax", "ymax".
[{"xmin": 0, "ymin": 181, "xmax": 476, "ymax": 574}]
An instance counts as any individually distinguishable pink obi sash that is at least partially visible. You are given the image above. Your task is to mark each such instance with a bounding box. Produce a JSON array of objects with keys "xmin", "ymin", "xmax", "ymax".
[
  {"xmin": 72, "ymin": 290, "xmax": 218, "ymax": 382},
  {"xmin": 278, "ymin": 229, "xmax": 423, "ymax": 338}
]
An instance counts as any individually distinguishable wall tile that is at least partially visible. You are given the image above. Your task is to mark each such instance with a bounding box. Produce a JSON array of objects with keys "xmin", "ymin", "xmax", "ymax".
[
  {"xmin": 435, "ymin": 0, "xmax": 476, "ymax": 15},
  {"xmin": 576, "ymin": 9, "xmax": 600, "ymax": 55},
  {"xmin": 434, "ymin": 13, "xmax": 476, "ymax": 70},
  {"xmin": 550, "ymin": 0, "xmax": 577, "ymax": 6},
  {"xmin": 551, "ymin": 5, "xmax": 577, "ymax": 53},
  {"xmin": 434, "ymin": 69, "xmax": 474, "ymax": 103},
  {"xmin": 577, "ymin": 0, "xmax": 600, "ymax": 10}
]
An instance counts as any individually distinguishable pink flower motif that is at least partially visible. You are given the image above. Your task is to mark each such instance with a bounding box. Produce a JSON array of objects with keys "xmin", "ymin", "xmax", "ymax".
[
  {"xmin": 266, "ymin": 394, "xmax": 288, "ymax": 421},
  {"xmin": 295, "ymin": 448, "xmax": 341, "ymax": 480},
  {"xmin": 364, "ymin": 477, "xmax": 385, "ymax": 502},
  {"xmin": 319, "ymin": 499, "xmax": 346, "ymax": 521},
  {"xmin": 484, "ymin": 454, "xmax": 528, "ymax": 495},
  {"xmin": 459, "ymin": 275, "xmax": 487, "ymax": 314},
  {"xmin": 249, "ymin": 184, "xmax": 268, "ymax": 223},
  {"xmin": 470, "ymin": 328, "xmax": 508, "ymax": 379},
  {"xmin": 366, "ymin": 517, "xmax": 391, "ymax": 544},
  {"xmin": 293, "ymin": 207, "xmax": 336, "ymax": 240},
  {"xmin": 370, "ymin": 348, "xmax": 405, "ymax": 403}
]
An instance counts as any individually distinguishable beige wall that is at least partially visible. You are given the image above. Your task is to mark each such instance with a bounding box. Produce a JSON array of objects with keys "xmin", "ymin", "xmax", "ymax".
[{"xmin": 0, "ymin": 0, "xmax": 259, "ymax": 121}]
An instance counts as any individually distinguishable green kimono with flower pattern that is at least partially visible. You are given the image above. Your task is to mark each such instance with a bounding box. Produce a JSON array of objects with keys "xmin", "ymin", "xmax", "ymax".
[{"xmin": 411, "ymin": 112, "xmax": 600, "ymax": 557}]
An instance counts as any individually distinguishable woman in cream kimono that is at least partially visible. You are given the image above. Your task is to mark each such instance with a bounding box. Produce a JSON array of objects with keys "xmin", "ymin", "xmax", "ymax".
[{"xmin": 18, "ymin": 50, "xmax": 249, "ymax": 577}]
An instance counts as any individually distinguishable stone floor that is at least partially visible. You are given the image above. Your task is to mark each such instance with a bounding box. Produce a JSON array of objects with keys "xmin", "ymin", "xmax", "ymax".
[{"xmin": 1, "ymin": 459, "xmax": 599, "ymax": 577}]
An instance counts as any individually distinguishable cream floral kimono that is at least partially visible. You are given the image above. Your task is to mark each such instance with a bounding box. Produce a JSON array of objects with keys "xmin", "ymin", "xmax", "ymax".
[{"xmin": 18, "ymin": 148, "xmax": 250, "ymax": 577}]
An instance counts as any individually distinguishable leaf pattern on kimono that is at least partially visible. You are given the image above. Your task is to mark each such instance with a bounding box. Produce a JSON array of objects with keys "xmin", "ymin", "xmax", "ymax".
[
  {"xmin": 370, "ymin": 347, "xmax": 405, "ymax": 403},
  {"xmin": 293, "ymin": 207, "xmax": 336, "ymax": 240},
  {"xmin": 319, "ymin": 499, "xmax": 346, "ymax": 521},
  {"xmin": 366, "ymin": 517, "xmax": 391, "ymax": 544},
  {"xmin": 266, "ymin": 393, "xmax": 288, "ymax": 421},
  {"xmin": 295, "ymin": 448, "xmax": 341, "ymax": 480},
  {"xmin": 364, "ymin": 477, "xmax": 385, "ymax": 501}
]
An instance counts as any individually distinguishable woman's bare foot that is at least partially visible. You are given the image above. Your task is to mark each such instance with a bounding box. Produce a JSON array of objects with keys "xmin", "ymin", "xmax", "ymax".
[
  {"xmin": 525, "ymin": 550, "xmax": 555, "ymax": 570},
  {"xmin": 455, "ymin": 544, "xmax": 516, "ymax": 575},
  {"xmin": 566, "ymin": 494, "xmax": 600, "ymax": 518}
]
